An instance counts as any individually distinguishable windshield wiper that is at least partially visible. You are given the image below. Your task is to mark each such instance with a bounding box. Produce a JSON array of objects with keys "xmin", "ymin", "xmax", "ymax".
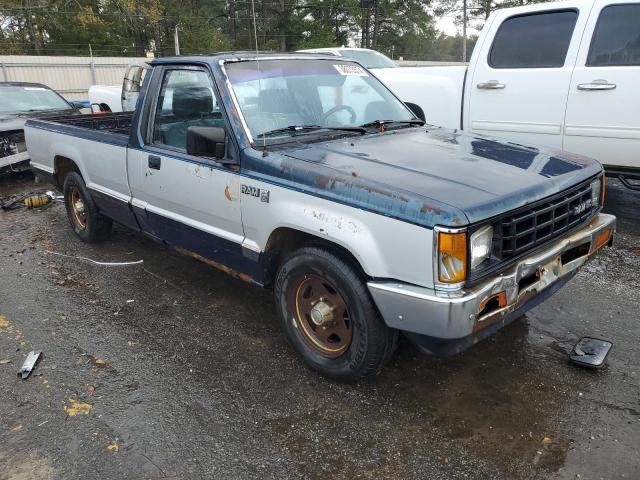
[
  {"xmin": 256, "ymin": 124, "xmax": 366, "ymax": 139},
  {"xmin": 359, "ymin": 119, "xmax": 425, "ymax": 129}
]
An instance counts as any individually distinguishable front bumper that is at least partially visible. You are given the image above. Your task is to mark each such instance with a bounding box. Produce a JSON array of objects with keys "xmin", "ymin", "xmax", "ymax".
[{"xmin": 368, "ymin": 213, "xmax": 616, "ymax": 355}]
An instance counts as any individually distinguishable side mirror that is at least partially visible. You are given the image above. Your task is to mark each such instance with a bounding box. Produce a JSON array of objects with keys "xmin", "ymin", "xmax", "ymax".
[
  {"xmin": 405, "ymin": 102, "xmax": 426, "ymax": 122},
  {"xmin": 187, "ymin": 126, "xmax": 230, "ymax": 161}
]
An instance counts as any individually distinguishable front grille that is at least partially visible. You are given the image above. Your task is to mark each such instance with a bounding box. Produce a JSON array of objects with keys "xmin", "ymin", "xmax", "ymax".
[
  {"xmin": 468, "ymin": 179, "xmax": 599, "ymax": 284},
  {"xmin": 494, "ymin": 182, "xmax": 595, "ymax": 259}
]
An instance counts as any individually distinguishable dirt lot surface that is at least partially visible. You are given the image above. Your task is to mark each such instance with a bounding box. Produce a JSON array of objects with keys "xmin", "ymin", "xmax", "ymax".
[{"xmin": 1, "ymin": 173, "xmax": 639, "ymax": 480}]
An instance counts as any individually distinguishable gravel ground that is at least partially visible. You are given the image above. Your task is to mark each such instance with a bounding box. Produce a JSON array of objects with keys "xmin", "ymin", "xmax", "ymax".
[{"xmin": 0, "ymin": 173, "xmax": 638, "ymax": 480}]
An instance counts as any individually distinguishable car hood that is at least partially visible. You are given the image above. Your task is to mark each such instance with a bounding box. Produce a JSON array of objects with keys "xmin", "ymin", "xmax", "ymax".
[
  {"xmin": 0, "ymin": 108, "xmax": 77, "ymax": 132},
  {"xmin": 269, "ymin": 127, "xmax": 602, "ymax": 227},
  {"xmin": 0, "ymin": 116, "xmax": 27, "ymax": 132}
]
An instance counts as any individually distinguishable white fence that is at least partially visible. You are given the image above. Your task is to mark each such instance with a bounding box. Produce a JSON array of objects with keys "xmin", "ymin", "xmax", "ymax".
[{"xmin": 0, "ymin": 56, "xmax": 149, "ymax": 100}]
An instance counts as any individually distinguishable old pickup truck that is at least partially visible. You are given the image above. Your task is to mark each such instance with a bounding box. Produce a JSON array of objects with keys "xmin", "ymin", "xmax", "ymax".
[{"xmin": 25, "ymin": 53, "xmax": 616, "ymax": 380}]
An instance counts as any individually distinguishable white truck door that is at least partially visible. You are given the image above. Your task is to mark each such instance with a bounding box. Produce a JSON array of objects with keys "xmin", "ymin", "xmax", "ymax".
[
  {"xmin": 563, "ymin": 0, "xmax": 640, "ymax": 172},
  {"xmin": 127, "ymin": 66, "xmax": 245, "ymax": 260},
  {"xmin": 467, "ymin": 5, "xmax": 589, "ymax": 149}
]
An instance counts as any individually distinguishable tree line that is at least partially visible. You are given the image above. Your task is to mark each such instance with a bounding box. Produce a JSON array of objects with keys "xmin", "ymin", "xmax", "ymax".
[{"xmin": 0, "ymin": 0, "xmax": 544, "ymax": 60}]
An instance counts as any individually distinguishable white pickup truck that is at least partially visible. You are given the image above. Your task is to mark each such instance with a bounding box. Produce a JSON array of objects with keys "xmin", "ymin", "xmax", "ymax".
[
  {"xmin": 376, "ymin": 0, "xmax": 640, "ymax": 183},
  {"xmin": 25, "ymin": 53, "xmax": 615, "ymax": 380},
  {"xmin": 88, "ymin": 64, "xmax": 146, "ymax": 113}
]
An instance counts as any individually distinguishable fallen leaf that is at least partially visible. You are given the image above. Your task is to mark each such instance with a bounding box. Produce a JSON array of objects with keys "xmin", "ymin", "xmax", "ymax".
[
  {"xmin": 107, "ymin": 438, "xmax": 120, "ymax": 452},
  {"xmin": 541, "ymin": 436, "xmax": 553, "ymax": 445},
  {"xmin": 64, "ymin": 398, "xmax": 92, "ymax": 417},
  {"xmin": 87, "ymin": 385, "xmax": 96, "ymax": 394},
  {"xmin": 0, "ymin": 359, "xmax": 11, "ymax": 365},
  {"xmin": 10, "ymin": 424, "xmax": 22, "ymax": 432},
  {"xmin": 0, "ymin": 315, "xmax": 10, "ymax": 329},
  {"xmin": 127, "ymin": 340, "xmax": 137, "ymax": 347},
  {"xmin": 93, "ymin": 358, "xmax": 109, "ymax": 366}
]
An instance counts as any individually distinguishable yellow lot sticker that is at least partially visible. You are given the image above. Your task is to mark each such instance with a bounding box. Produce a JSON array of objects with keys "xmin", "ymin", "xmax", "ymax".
[{"xmin": 64, "ymin": 398, "xmax": 92, "ymax": 417}]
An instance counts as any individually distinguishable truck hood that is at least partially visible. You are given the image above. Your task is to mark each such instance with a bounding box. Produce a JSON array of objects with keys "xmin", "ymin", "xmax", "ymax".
[{"xmin": 273, "ymin": 127, "xmax": 602, "ymax": 227}]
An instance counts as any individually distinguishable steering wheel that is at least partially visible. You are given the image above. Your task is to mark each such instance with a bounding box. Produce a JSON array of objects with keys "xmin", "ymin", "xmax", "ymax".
[{"xmin": 321, "ymin": 105, "xmax": 357, "ymax": 125}]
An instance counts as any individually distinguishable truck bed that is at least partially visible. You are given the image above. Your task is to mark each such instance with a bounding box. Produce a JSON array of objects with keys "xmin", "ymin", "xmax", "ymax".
[{"xmin": 39, "ymin": 112, "xmax": 134, "ymax": 137}]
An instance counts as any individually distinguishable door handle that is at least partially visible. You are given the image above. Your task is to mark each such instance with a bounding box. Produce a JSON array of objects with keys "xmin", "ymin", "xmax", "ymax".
[
  {"xmin": 148, "ymin": 155, "xmax": 161, "ymax": 170},
  {"xmin": 577, "ymin": 80, "xmax": 616, "ymax": 91},
  {"xmin": 477, "ymin": 80, "xmax": 506, "ymax": 90}
]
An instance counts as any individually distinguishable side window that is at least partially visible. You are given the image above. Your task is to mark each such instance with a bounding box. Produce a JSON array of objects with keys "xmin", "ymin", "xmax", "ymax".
[
  {"xmin": 587, "ymin": 4, "xmax": 640, "ymax": 67},
  {"xmin": 489, "ymin": 10, "xmax": 578, "ymax": 68},
  {"xmin": 153, "ymin": 69, "xmax": 223, "ymax": 151}
]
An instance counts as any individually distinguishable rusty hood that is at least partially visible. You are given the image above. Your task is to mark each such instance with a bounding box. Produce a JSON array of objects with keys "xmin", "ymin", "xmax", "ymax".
[{"xmin": 267, "ymin": 127, "xmax": 602, "ymax": 227}]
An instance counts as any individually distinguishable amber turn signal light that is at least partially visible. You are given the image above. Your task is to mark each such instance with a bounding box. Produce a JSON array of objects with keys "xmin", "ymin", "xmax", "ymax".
[
  {"xmin": 438, "ymin": 231, "xmax": 467, "ymax": 283},
  {"xmin": 595, "ymin": 228, "xmax": 612, "ymax": 250}
]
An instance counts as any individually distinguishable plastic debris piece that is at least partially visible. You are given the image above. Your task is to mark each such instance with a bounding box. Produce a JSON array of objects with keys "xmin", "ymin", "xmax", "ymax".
[
  {"xmin": 18, "ymin": 351, "xmax": 42, "ymax": 379},
  {"xmin": 46, "ymin": 251, "xmax": 143, "ymax": 266}
]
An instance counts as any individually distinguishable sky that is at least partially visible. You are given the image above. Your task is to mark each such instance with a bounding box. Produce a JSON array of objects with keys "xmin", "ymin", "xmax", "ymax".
[{"xmin": 436, "ymin": 15, "xmax": 480, "ymax": 36}]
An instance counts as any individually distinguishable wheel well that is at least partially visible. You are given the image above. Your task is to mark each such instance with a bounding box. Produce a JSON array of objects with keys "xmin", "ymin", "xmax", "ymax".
[
  {"xmin": 262, "ymin": 227, "xmax": 367, "ymax": 288},
  {"xmin": 54, "ymin": 156, "xmax": 80, "ymax": 190}
]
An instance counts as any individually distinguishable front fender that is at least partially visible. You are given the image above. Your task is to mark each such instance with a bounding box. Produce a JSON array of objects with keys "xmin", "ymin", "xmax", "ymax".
[{"xmin": 241, "ymin": 179, "xmax": 435, "ymax": 288}]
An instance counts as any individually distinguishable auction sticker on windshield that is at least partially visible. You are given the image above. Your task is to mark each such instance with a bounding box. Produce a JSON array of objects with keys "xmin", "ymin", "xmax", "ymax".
[{"xmin": 333, "ymin": 64, "xmax": 368, "ymax": 76}]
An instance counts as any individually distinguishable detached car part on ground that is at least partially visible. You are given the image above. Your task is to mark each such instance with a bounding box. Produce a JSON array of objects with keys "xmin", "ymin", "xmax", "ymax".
[
  {"xmin": 0, "ymin": 82, "xmax": 80, "ymax": 174},
  {"xmin": 24, "ymin": 54, "xmax": 616, "ymax": 381}
]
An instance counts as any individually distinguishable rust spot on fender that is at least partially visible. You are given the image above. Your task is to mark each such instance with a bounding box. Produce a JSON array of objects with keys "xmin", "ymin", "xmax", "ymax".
[
  {"xmin": 176, "ymin": 247, "xmax": 253, "ymax": 284},
  {"xmin": 314, "ymin": 175, "xmax": 332, "ymax": 187},
  {"xmin": 420, "ymin": 202, "xmax": 444, "ymax": 215}
]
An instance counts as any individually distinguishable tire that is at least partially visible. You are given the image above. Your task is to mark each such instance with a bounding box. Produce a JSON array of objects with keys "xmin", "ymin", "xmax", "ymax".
[
  {"xmin": 63, "ymin": 171, "xmax": 112, "ymax": 243},
  {"xmin": 274, "ymin": 246, "xmax": 397, "ymax": 381}
]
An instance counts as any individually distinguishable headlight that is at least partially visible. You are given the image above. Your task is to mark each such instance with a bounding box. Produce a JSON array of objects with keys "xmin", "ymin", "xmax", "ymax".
[
  {"xmin": 592, "ymin": 175, "xmax": 605, "ymax": 207},
  {"xmin": 591, "ymin": 178, "xmax": 602, "ymax": 207},
  {"xmin": 470, "ymin": 225, "xmax": 493, "ymax": 270},
  {"xmin": 437, "ymin": 229, "xmax": 467, "ymax": 283}
]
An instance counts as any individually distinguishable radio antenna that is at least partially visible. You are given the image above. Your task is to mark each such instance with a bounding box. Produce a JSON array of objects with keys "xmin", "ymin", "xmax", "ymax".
[{"xmin": 250, "ymin": 0, "xmax": 268, "ymax": 156}]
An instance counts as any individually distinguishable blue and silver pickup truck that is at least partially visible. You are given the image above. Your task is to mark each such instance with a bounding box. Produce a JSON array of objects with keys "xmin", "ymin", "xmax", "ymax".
[{"xmin": 25, "ymin": 53, "xmax": 616, "ymax": 380}]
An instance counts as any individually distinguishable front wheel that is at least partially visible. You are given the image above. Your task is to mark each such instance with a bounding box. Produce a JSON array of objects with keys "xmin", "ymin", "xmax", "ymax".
[{"xmin": 274, "ymin": 247, "xmax": 397, "ymax": 381}]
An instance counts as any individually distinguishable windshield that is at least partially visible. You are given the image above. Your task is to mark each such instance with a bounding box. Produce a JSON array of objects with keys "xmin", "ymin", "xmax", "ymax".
[
  {"xmin": 339, "ymin": 50, "xmax": 397, "ymax": 69},
  {"xmin": 225, "ymin": 59, "xmax": 413, "ymax": 142},
  {"xmin": 0, "ymin": 85, "xmax": 71, "ymax": 114}
]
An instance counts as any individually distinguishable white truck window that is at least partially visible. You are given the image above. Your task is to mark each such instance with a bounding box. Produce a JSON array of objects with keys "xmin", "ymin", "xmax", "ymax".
[
  {"xmin": 489, "ymin": 10, "xmax": 578, "ymax": 68},
  {"xmin": 587, "ymin": 4, "xmax": 640, "ymax": 66},
  {"xmin": 153, "ymin": 69, "xmax": 223, "ymax": 151}
]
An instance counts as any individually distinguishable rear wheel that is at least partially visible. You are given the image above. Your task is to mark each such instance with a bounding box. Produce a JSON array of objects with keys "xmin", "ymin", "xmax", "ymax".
[
  {"xmin": 63, "ymin": 172, "xmax": 112, "ymax": 243},
  {"xmin": 274, "ymin": 246, "xmax": 397, "ymax": 381}
]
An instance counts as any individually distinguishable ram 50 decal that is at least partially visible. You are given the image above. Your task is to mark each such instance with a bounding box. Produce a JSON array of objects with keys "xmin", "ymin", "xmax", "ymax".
[{"xmin": 241, "ymin": 184, "xmax": 270, "ymax": 203}]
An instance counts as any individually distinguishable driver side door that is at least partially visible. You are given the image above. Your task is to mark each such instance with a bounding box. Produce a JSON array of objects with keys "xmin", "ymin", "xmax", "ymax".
[{"xmin": 128, "ymin": 65, "xmax": 247, "ymax": 272}]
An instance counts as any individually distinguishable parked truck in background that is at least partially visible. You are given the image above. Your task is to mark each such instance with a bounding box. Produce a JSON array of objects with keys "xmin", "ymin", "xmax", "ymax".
[
  {"xmin": 374, "ymin": 0, "xmax": 640, "ymax": 184},
  {"xmin": 88, "ymin": 64, "xmax": 146, "ymax": 113},
  {"xmin": 25, "ymin": 53, "xmax": 615, "ymax": 380}
]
